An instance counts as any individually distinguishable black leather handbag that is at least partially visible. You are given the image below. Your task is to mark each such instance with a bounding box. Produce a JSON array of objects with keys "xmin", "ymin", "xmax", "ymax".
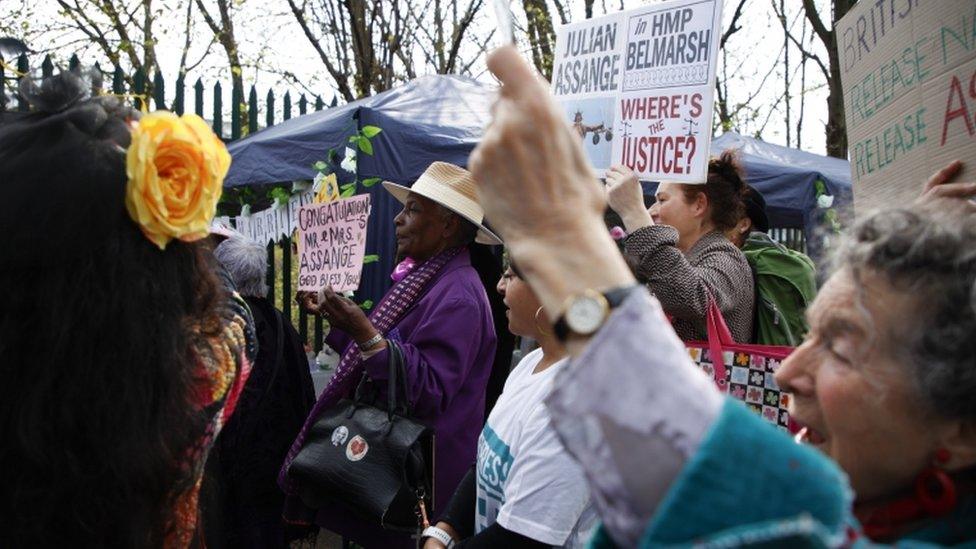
[{"xmin": 287, "ymin": 341, "xmax": 434, "ymax": 532}]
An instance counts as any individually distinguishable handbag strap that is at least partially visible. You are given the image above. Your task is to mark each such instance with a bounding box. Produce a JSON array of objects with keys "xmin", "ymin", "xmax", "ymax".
[
  {"xmin": 386, "ymin": 340, "xmax": 413, "ymax": 417},
  {"xmin": 387, "ymin": 339, "xmax": 399, "ymax": 417},
  {"xmin": 705, "ymin": 294, "xmax": 735, "ymax": 390},
  {"xmin": 349, "ymin": 342, "xmax": 412, "ymax": 417}
]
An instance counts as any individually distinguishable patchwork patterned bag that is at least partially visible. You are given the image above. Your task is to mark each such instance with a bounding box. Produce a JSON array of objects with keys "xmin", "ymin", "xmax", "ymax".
[{"xmin": 686, "ymin": 300, "xmax": 795, "ymax": 430}]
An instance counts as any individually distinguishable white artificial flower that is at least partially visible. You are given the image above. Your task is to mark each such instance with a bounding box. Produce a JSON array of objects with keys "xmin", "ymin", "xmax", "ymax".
[
  {"xmin": 817, "ymin": 194, "xmax": 834, "ymax": 209},
  {"xmin": 293, "ymin": 179, "xmax": 312, "ymax": 193},
  {"xmin": 241, "ymin": 203, "xmax": 252, "ymax": 217},
  {"xmin": 341, "ymin": 147, "xmax": 357, "ymax": 173}
]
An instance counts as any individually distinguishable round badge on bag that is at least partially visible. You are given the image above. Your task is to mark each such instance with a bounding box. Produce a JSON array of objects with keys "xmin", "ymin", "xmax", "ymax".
[
  {"xmin": 330, "ymin": 426, "xmax": 349, "ymax": 447},
  {"xmin": 346, "ymin": 435, "xmax": 369, "ymax": 461}
]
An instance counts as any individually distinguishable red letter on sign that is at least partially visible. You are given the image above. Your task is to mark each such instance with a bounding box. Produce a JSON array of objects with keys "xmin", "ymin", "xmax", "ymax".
[{"xmin": 941, "ymin": 74, "xmax": 974, "ymax": 146}]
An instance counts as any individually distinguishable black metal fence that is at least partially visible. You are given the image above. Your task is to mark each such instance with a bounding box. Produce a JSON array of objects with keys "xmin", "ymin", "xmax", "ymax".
[{"xmin": 768, "ymin": 227, "xmax": 807, "ymax": 253}]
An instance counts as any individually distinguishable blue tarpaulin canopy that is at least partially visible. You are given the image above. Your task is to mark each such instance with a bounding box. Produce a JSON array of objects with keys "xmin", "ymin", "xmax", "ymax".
[
  {"xmin": 225, "ymin": 75, "xmax": 495, "ymax": 304},
  {"xmin": 226, "ymin": 75, "xmax": 852, "ymax": 299}
]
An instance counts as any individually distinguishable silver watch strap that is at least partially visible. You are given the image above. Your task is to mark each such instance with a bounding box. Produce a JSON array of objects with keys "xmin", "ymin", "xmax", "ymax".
[
  {"xmin": 421, "ymin": 525, "xmax": 454, "ymax": 547},
  {"xmin": 357, "ymin": 333, "xmax": 384, "ymax": 351}
]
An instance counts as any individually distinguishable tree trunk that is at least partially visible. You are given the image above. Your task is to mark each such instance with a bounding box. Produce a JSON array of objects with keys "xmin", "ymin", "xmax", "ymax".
[
  {"xmin": 824, "ymin": 37, "xmax": 846, "ymax": 158},
  {"xmin": 800, "ymin": 0, "xmax": 854, "ymax": 159},
  {"xmin": 522, "ymin": 0, "xmax": 555, "ymax": 79}
]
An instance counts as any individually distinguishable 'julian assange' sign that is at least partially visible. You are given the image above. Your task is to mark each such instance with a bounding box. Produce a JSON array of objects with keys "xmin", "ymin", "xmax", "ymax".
[{"xmin": 551, "ymin": 0, "xmax": 722, "ymax": 183}]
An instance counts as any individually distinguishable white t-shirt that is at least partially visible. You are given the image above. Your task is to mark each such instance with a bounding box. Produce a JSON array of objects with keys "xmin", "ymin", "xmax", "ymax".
[{"xmin": 475, "ymin": 348, "xmax": 597, "ymax": 547}]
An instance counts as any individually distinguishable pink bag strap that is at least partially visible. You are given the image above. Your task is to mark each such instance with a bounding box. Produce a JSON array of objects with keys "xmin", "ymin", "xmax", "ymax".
[{"xmin": 705, "ymin": 295, "xmax": 735, "ymax": 390}]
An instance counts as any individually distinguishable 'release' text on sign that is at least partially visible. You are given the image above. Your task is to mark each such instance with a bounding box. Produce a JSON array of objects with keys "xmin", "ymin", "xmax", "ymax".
[{"xmin": 838, "ymin": 0, "xmax": 976, "ymax": 211}]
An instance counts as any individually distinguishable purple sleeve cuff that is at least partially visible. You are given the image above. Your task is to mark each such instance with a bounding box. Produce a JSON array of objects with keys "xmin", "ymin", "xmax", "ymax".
[
  {"xmin": 325, "ymin": 327, "xmax": 353, "ymax": 355},
  {"xmin": 361, "ymin": 346, "xmax": 391, "ymax": 379}
]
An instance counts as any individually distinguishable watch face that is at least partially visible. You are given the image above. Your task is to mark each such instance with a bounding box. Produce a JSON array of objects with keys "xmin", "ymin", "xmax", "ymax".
[{"xmin": 566, "ymin": 294, "xmax": 607, "ymax": 334}]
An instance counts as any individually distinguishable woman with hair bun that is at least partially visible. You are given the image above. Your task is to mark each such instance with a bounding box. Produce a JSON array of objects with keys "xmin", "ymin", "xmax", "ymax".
[
  {"xmin": 0, "ymin": 73, "xmax": 255, "ymax": 547},
  {"xmin": 605, "ymin": 152, "xmax": 754, "ymax": 342}
]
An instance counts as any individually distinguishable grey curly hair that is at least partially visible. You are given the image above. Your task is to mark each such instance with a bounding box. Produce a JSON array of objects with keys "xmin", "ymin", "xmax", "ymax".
[
  {"xmin": 214, "ymin": 237, "xmax": 269, "ymax": 298},
  {"xmin": 835, "ymin": 203, "xmax": 976, "ymax": 421}
]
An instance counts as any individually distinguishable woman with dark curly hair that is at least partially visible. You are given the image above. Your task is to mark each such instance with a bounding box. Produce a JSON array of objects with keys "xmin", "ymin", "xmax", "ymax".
[
  {"xmin": 0, "ymin": 73, "xmax": 254, "ymax": 547},
  {"xmin": 605, "ymin": 154, "xmax": 755, "ymax": 342}
]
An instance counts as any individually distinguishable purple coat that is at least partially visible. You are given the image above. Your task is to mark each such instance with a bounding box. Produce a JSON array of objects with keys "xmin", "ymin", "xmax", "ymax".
[{"xmin": 316, "ymin": 248, "xmax": 497, "ymax": 546}]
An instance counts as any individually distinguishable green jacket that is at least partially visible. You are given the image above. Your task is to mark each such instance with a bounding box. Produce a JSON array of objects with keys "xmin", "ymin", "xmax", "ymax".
[{"xmin": 743, "ymin": 232, "xmax": 818, "ymax": 346}]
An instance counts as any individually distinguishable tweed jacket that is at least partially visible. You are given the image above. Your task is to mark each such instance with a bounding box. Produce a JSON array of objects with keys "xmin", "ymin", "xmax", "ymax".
[{"xmin": 624, "ymin": 226, "xmax": 754, "ymax": 343}]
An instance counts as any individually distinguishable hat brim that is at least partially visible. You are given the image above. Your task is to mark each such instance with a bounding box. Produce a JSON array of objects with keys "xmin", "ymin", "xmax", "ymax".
[{"xmin": 382, "ymin": 181, "xmax": 503, "ymax": 245}]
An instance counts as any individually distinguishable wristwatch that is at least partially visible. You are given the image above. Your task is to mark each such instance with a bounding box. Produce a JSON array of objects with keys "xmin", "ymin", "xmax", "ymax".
[
  {"xmin": 552, "ymin": 285, "xmax": 640, "ymax": 343},
  {"xmin": 357, "ymin": 333, "xmax": 384, "ymax": 351},
  {"xmin": 421, "ymin": 525, "xmax": 455, "ymax": 548}
]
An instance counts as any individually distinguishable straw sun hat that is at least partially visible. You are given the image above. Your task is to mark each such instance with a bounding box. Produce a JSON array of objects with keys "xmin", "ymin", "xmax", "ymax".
[{"xmin": 382, "ymin": 162, "xmax": 502, "ymax": 245}]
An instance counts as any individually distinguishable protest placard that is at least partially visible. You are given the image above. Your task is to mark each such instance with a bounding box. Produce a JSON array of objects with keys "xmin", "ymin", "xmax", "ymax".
[
  {"xmin": 552, "ymin": 12, "xmax": 625, "ymax": 174},
  {"xmin": 838, "ymin": 1, "xmax": 976, "ymax": 211},
  {"xmin": 551, "ymin": 0, "xmax": 722, "ymax": 182},
  {"xmin": 296, "ymin": 194, "xmax": 372, "ymax": 292}
]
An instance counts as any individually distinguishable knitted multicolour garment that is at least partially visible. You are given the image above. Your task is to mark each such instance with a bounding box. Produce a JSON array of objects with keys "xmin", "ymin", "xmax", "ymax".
[{"xmin": 167, "ymin": 291, "xmax": 256, "ymax": 548}]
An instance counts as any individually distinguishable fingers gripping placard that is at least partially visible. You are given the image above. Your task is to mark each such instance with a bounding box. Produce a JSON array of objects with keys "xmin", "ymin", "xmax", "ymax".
[{"xmin": 297, "ymin": 195, "xmax": 372, "ymax": 292}]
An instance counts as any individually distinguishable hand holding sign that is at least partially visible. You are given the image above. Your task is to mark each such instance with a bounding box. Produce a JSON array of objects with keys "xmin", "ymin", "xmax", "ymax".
[
  {"xmin": 317, "ymin": 286, "xmax": 380, "ymax": 345},
  {"xmin": 606, "ymin": 164, "xmax": 653, "ymax": 232},
  {"xmin": 296, "ymin": 288, "xmax": 380, "ymax": 346},
  {"xmin": 917, "ymin": 160, "xmax": 976, "ymax": 213}
]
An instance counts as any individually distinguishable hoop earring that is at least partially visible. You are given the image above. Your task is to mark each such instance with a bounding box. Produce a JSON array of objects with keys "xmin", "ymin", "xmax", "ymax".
[
  {"xmin": 534, "ymin": 306, "xmax": 552, "ymax": 337},
  {"xmin": 915, "ymin": 448, "xmax": 957, "ymax": 517}
]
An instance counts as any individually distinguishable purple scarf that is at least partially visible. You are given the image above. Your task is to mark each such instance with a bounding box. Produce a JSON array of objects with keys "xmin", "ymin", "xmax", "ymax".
[{"xmin": 278, "ymin": 246, "xmax": 463, "ymax": 495}]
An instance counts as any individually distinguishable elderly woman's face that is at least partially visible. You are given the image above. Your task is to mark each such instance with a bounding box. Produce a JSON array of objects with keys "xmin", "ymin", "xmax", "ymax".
[
  {"xmin": 775, "ymin": 269, "xmax": 951, "ymax": 502},
  {"xmin": 393, "ymin": 193, "xmax": 450, "ymax": 262}
]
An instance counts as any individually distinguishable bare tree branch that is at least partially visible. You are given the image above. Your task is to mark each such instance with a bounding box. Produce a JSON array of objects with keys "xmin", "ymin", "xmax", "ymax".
[
  {"xmin": 801, "ymin": 0, "xmax": 830, "ymax": 46},
  {"xmin": 720, "ymin": 0, "xmax": 748, "ymax": 49}
]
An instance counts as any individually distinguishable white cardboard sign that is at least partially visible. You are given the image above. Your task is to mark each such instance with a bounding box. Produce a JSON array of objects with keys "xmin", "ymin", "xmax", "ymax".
[
  {"xmin": 838, "ymin": 1, "xmax": 976, "ymax": 211},
  {"xmin": 551, "ymin": 0, "xmax": 723, "ymax": 182}
]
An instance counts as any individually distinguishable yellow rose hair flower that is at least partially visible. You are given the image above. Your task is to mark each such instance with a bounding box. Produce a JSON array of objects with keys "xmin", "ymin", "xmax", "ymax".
[{"xmin": 125, "ymin": 111, "xmax": 231, "ymax": 250}]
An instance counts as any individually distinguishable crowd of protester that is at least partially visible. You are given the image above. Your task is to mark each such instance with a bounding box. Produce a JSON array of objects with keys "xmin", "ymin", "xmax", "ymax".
[{"xmin": 2, "ymin": 44, "xmax": 975, "ymax": 549}]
